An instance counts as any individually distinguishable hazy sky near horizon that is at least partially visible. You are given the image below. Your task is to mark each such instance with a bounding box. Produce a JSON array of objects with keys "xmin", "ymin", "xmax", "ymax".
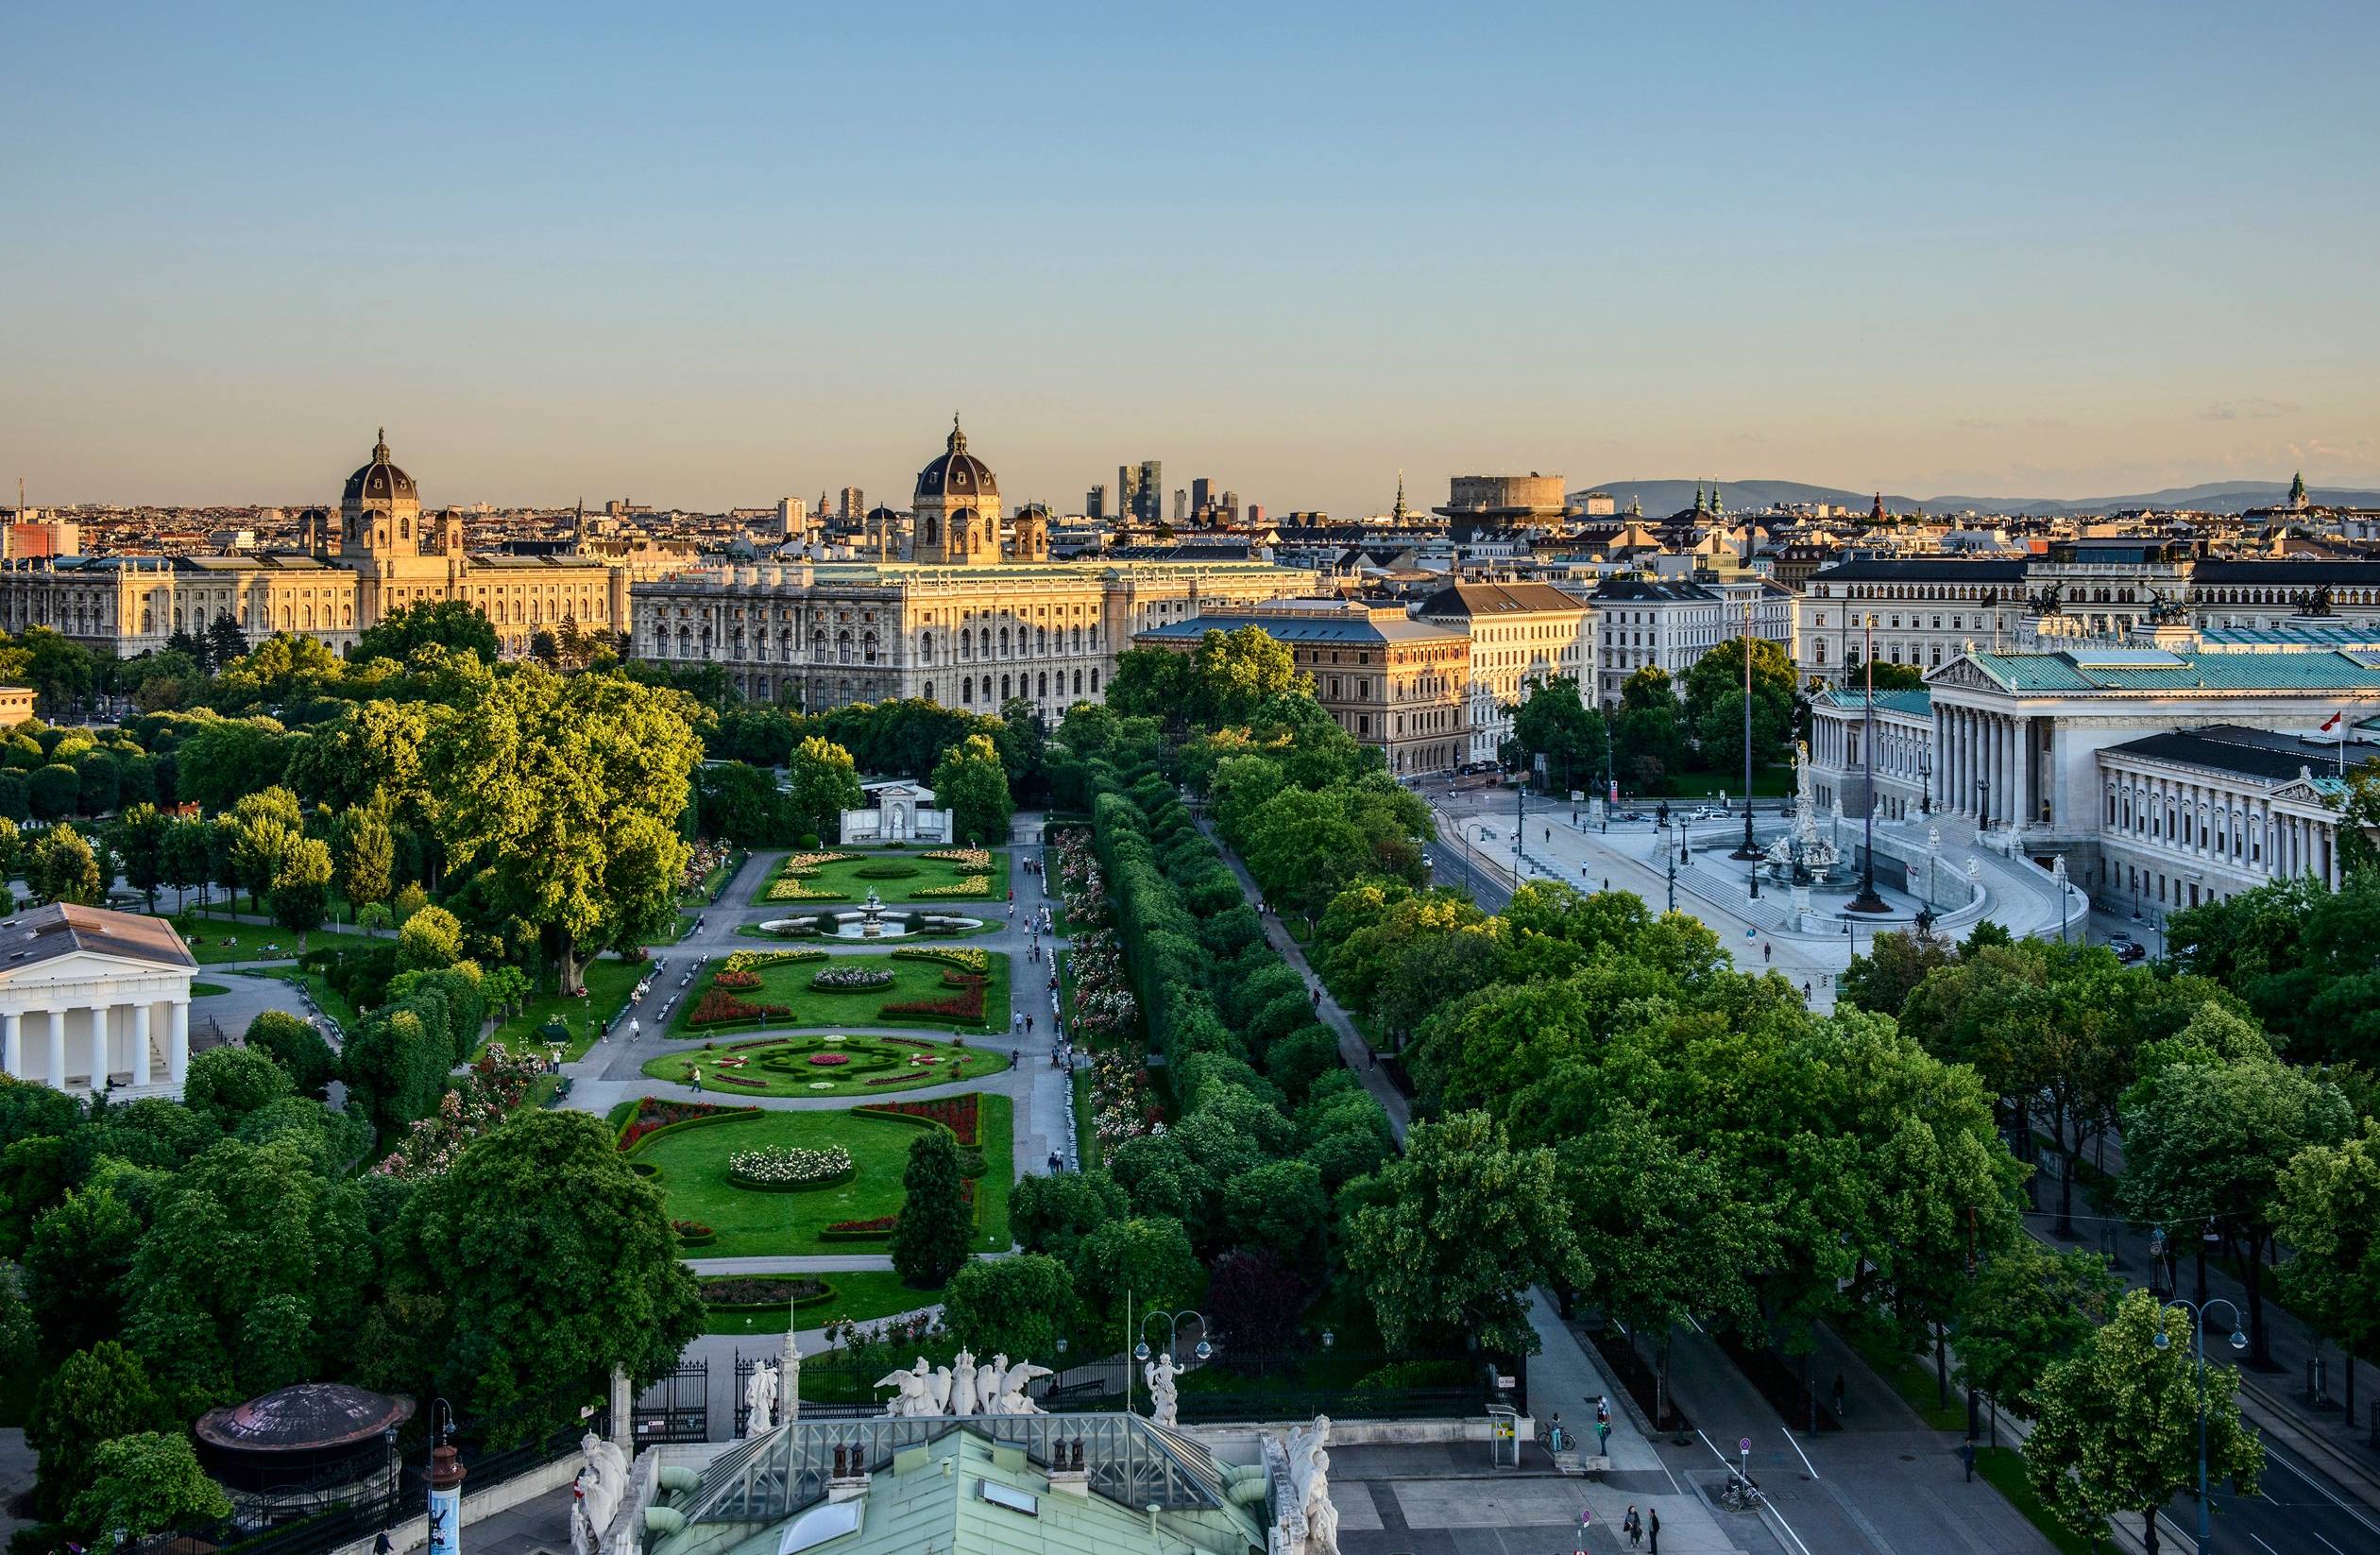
[{"xmin": 5, "ymin": 1, "xmax": 2376, "ymax": 517}]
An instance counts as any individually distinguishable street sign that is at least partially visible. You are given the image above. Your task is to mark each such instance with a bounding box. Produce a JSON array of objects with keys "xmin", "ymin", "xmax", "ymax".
[{"xmin": 1739, "ymin": 1437, "xmax": 1751, "ymax": 1452}]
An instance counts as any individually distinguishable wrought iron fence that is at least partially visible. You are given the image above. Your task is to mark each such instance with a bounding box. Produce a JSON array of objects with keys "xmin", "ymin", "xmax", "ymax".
[{"xmin": 636, "ymin": 1358, "xmax": 711, "ymax": 1444}]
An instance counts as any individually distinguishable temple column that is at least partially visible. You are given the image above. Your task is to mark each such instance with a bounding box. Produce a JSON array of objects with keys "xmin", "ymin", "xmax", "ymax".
[
  {"xmin": 133, "ymin": 1003, "xmax": 153, "ymax": 1087},
  {"xmin": 169, "ymin": 1000, "xmax": 190, "ymax": 1087},
  {"xmin": 1, "ymin": 1011, "xmax": 17, "ymax": 1080},
  {"xmin": 85, "ymin": 1005, "xmax": 108, "ymax": 1096},
  {"xmin": 47, "ymin": 1016, "xmax": 65, "ymax": 1092}
]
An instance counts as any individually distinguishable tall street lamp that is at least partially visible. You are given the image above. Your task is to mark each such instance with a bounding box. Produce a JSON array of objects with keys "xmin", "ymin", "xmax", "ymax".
[
  {"xmin": 1732, "ymin": 596, "xmax": 1761, "ymax": 862},
  {"xmin": 2150, "ymin": 1295, "xmax": 2247, "ymax": 1555},
  {"xmin": 1847, "ymin": 615, "xmax": 1889, "ymax": 915}
]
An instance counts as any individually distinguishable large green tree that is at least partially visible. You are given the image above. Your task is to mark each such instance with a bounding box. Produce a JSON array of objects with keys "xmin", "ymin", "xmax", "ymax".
[
  {"xmin": 890, "ymin": 1129, "xmax": 976, "ymax": 1288},
  {"xmin": 424, "ymin": 666, "xmax": 699, "ymax": 993},
  {"xmin": 352, "ymin": 597, "xmax": 501, "ymax": 665},
  {"xmin": 382, "ymin": 1110, "xmax": 701, "ymax": 1436},
  {"xmin": 2273, "ymin": 1118, "xmax": 2380, "ymax": 1423},
  {"xmin": 939, "ymin": 1253, "xmax": 1080, "ymax": 1359},
  {"xmin": 123, "ymin": 1136, "xmax": 374, "ymax": 1413},
  {"xmin": 26, "ymin": 1341, "xmax": 171, "ymax": 1520},
  {"xmin": 1343, "ymin": 1110, "xmax": 1589, "ymax": 1355},
  {"xmin": 2025, "ymin": 1290, "xmax": 2260, "ymax": 1555},
  {"xmin": 783, "ymin": 735, "xmax": 865, "ymax": 842},
  {"xmin": 72, "ymin": 1432, "xmax": 231, "ymax": 1541},
  {"xmin": 269, "ymin": 834, "xmax": 334, "ymax": 943},
  {"xmin": 112, "ymin": 801, "xmax": 171, "ymax": 912},
  {"xmin": 929, "ymin": 732, "xmax": 1014, "ymax": 847},
  {"xmin": 1509, "ymin": 675, "xmax": 1600, "ymax": 788},
  {"xmin": 28, "ymin": 823, "xmax": 103, "ymax": 906},
  {"xmin": 1952, "ymin": 1240, "xmax": 2121, "ymax": 1422},
  {"xmin": 1680, "ymin": 635, "xmax": 1798, "ymax": 773},
  {"xmin": 1189, "ymin": 625, "xmax": 1307, "ymax": 725},
  {"xmin": 2120, "ymin": 1028, "xmax": 2352, "ymax": 1365}
]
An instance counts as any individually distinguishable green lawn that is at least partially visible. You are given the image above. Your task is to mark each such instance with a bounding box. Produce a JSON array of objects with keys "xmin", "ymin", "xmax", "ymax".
[
  {"xmin": 754, "ymin": 847, "xmax": 1012, "ymax": 906},
  {"xmin": 167, "ymin": 913, "xmax": 381, "ymax": 965},
  {"xmin": 699, "ymin": 1270, "xmax": 948, "ymax": 1336},
  {"xmin": 190, "ymin": 982, "xmax": 230, "ymax": 999},
  {"xmin": 1071, "ymin": 1068, "xmax": 1098, "ymax": 1169},
  {"xmin": 263, "ymin": 968, "xmax": 361, "ymax": 1035},
  {"xmin": 633, "ymin": 1096, "xmax": 1012, "ymax": 1259},
  {"xmin": 642, "ymin": 1033, "xmax": 1009, "ymax": 1097},
  {"xmin": 487, "ymin": 955, "xmax": 645, "ymax": 1060},
  {"xmin": 668, "ymin": 950, "xmax": 1012, "ymax": 1038},
  {"xmin": 737, "ymin": 917, "xmax": 996, "ymax": 943},
  {"xmin": 1975, "ymin": 1445, "xmax": 2107, "ymax": 1554}
]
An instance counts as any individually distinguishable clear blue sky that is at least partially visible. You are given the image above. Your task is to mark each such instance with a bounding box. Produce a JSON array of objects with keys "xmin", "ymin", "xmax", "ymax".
[{"xmin": 5, "ymin": 1, "xmax": 2375, "ymax": 516}]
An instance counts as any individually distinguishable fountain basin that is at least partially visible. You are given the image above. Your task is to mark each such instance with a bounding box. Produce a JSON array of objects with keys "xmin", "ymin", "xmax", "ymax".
[{"xmin": 755, "ymin": 911, "xmax": 986, "ymax": 940}]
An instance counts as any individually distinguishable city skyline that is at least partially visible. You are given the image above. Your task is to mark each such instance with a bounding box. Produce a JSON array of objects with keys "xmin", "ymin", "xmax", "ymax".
[{"xmin": 5, "ymin": 2, "xmax": 2376, "ymax": 514}]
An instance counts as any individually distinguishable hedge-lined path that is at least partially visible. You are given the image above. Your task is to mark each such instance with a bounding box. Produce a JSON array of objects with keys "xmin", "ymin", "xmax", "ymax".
[{"xmin": 562, "ymin": 819, "xmax": 1080, "ymax": 1204}]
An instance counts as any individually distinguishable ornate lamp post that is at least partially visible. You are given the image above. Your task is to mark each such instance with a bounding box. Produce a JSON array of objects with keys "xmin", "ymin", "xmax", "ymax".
[{"xmin": 2150, "ymin": 1296, "xmax": 2248, "ymax": 1555}]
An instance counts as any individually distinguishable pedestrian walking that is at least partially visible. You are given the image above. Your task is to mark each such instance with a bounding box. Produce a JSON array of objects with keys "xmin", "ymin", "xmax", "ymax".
[
  {"xmin": 1762, "ymin": 942, "xmax": 1772, "ymax": 963},
  {"xmin": 1012, "ymin": 1013, "xmax": 1024, "ymax": 1035},
  {"xmin": 1624, "ymin": 1505, "xmax": 1641, "ymax": 1547},
  {"xmin": 1648, "ymin": 1507, "xmax": 1660, "ymax": 1554},
  {"xmin": 689, "ymin": 1067, "xmax": 702, "ymax": 1092},
  {"xmin": 1025, "ymin": 1014, "xmax": 1034, "ymax": 1035}
]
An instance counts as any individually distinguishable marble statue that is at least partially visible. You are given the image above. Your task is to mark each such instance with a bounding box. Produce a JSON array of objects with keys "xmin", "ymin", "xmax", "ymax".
[
  {"xmin": 993, "ymin": 1358, "xmax": 1052, "ymax": 1414},
  {"xmin": 569, "ymin": 1431, "xmax": 629, "ymax": 1555},
  {"xmin": 877, "ymin": 1354, "xmax": 1055, "ymax": 1417},
  {"xmin": 1144, "ymin": 1351, "xmax": 1184, "ymax": 1429},
  {"xmin": 743, "ymin": 1359, "xmax": 779, "ymax": 1437},
  {"xmin": 1261, "ymin": 1415, "xmax": 1337, "ymax": 1555}
]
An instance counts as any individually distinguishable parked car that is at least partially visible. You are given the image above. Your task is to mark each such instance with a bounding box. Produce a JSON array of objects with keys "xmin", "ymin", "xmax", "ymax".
[
  {"xmin": 1692, "ymin": 805, "xmax": 1728, "ymax": 821},
  {"xmin": 2107, "ymin": 935, "xmax": 2147, "ymax": 964}
]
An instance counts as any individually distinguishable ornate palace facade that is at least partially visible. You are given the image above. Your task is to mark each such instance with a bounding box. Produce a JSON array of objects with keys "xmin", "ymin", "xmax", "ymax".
[
  {"xmin": 629, "ymin": 422, "xmax": 1311, "ymax": 723},
  {"xmin": 0, "ymin": 432, "xmax": 692, "ymax": 658}
]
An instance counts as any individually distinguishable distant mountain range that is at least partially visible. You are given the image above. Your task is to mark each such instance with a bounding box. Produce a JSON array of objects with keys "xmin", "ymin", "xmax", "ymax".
[{"xmin": 1575, "ymin": 478, "xmax": 2380, "ymax": 520}]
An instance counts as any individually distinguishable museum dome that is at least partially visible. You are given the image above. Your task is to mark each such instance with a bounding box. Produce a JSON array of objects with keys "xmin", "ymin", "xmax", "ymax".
[
  {"xmin": 341, "ymin": 428, "xmax": 418, "ymax": 506},
  {"xmin": 914, "ymin": 415, "xmax": 997, "ymax": 503}
]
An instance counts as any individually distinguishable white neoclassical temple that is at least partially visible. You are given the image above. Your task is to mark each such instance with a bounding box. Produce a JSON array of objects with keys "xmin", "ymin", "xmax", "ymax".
[
  {"xmin": 0, "ymin": 904, "xmax": 196, "ymax": 1098},
  {"xmin": 840, "ymin": 780, "xmax": 953, "ymax": 846}
]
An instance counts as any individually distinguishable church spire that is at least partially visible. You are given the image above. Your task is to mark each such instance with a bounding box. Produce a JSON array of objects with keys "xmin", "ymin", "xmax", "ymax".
[
  {"xmin": 2289, "ymin": 470, "xmax": 2308, "ymax": 508},
  {"xmin": 1692, "ymin": 481, "xmax": 1706, "ymax": 514},
  {"xmin": 1392, "ymin": 469, "xmax": 1408, "ymax": 524},
  {"xmin": 948, "ymin": 411, "xmax": 965, "ymax": 453},
  {"xmin": 1708, "ymin": 478, "xmax": 1724, "ymax": 518}
]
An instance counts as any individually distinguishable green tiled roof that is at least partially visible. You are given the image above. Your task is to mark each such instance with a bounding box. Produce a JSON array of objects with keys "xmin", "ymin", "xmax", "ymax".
[
  {"xmin": 1815, "ymin": 688, "xmax": 1932, "ymax": 716},
  {"xmin": 1963, "ymin": 647, "xmax": 2380, "ymax": 694}
]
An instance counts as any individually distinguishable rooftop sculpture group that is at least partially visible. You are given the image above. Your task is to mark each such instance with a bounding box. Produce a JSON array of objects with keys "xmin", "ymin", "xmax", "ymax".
[{"xmin": 876, "ymin": 1352, "xmax": 1053, "ymax": 1417}]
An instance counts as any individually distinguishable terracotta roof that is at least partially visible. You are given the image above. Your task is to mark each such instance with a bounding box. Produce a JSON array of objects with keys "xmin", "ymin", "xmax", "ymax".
[{"xmin": 0, "ymin": 902, "xmax": 196, "ymax": 974}]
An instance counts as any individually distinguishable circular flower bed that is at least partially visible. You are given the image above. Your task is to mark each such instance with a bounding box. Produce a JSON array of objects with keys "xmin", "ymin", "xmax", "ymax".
[
  {"xmin": 810, "ymin": 966, "xmax": 895, "ymax": 992},
  {"xmin": 727, "ymin": 1144, "xmax": 856, "ymax": 1191},
  {"xmin": 808, "ymin": 1051, "xmax": 851, "ymax": 1067}
]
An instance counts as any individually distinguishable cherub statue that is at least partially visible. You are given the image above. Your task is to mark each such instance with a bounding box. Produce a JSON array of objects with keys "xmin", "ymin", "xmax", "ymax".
[{"xmin": 1144, "ymin": 1351, "xmax": 1184, "ymax": 1429}]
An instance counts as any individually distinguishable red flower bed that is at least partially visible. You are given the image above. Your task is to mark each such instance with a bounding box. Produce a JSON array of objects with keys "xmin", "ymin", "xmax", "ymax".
[
  {"xmin": 713, "ymin": 969, "xmax": 764, "ymax": 990},
  {"xmin": 713, "ymin": 1073, "xmax": 767, "ymax": 1088},
  {"xmin": 617, "ymin": 1097, "xmax": 753, "ymax": 1151},
  {"xmin": 825, "ymin": 1214, "xmax": 899, "ymax": 1235},
  {"xmin": 881, "ymin": 971, "xmax": 987, "ymax": 1023},
  {"xmin": 808, "ymin": 1051, "xmax": 851, "ymax": 1067},
  {"xmin": 861, "ymin": 1094, "xmax": 980, "ymax": 1145},
  {"xmin": 689, "ymin": 990, "xmax": 791, "ymax": 1027},
  {"xmin": 887, "ymin": 1036, "xmax": 936, "ymax": 1049}
]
